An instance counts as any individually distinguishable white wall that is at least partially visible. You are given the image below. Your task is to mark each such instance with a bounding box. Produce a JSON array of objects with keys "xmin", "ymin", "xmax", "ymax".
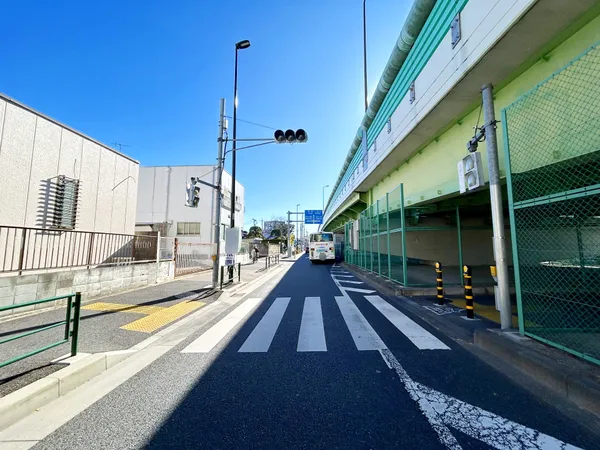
[
  {"xmin": 0, "ymin": 95, "xmax": 139, "ymax": 234},
  {"xmin": 136, "ymin": 165, "xmax": 244, "ymax": 242}
]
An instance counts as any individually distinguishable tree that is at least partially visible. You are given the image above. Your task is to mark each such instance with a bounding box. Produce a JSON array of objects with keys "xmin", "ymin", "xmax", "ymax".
[
  {"xmin": 247, "ymin": 226, "xmax": 263, "ymax": 239},
  {"xmin": 267, "ymin": 216, "xmax": 294, "ymax": 240}
]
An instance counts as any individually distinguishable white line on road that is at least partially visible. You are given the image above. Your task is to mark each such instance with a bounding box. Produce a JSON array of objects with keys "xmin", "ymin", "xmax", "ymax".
[
  {"xmin": 365, "ymin": 295, "xmax": 450, "ymax": 350},
  {"xmin": 297, "ymin": 297, "xmax": 327, "ymax": 352},
  {"xmin": 181, "ymin": 297, "xmax": 263, "ymax": 353},
  {"xmin": 335, "ymin": 296, "xmax": 386, "ymax": 351},
  {"xmin": 239, "ymin": 297, "xmax": 290, "ymax": 353},
  {"xmin": 332, "ymin": 274, "xmax": 355, "ymax": 278},
  {"xmin": 336, "ymin": 280, "xmax": 364, "ymax": 284},
  {"xmin": 379, "ymin": 349, "xmax": 582, "ymax": 450}
]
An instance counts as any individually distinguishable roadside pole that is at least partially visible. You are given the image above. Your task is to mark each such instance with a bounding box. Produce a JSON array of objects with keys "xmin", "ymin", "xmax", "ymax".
[
  {"xmin": 482, "ymin": 84, "xmax": 511, "ymax": 329},
  {"xmin": 287, "ymin": 212, "xmax": 292, "ymax": 258},
  {"xmin": 212, "ymin": 98, "xmax": 226, "ymax": 288}
]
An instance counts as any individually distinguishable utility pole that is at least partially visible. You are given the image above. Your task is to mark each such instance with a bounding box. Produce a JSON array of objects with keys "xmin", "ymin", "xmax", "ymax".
[
  {"xmin": 212, "ymin": 98, "xmax": 226, "ymax": 289},
  {"xmin": 482, "ymin": 84, "xmax": 511, "ymax": 329},
  {"xmin": 287, "ymin": 212, "xmax": 292, "ymax": 258}
]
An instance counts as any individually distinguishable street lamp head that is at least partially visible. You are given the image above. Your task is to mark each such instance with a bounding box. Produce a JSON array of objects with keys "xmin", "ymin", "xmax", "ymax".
[{"xmin": 236, "ymin": 40, "xmax": 251, "ymax": 50}]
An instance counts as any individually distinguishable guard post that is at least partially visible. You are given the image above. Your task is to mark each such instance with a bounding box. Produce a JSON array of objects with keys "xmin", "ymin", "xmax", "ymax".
[
  {"xmin": 463, "ymin": 265, "xmax": 474, "ymax": 319},
  {"xmin": 435, "ymin": 262, "xmax": 444, "ymax": 305}
]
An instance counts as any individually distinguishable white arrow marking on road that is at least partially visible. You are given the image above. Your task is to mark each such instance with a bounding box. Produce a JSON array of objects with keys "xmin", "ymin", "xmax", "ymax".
[
  {"xmin": 379, "ymin": 349, "xmax": 582, "ymax": 449},
  {"xmin": 340, "ymin": 287, "xmax": 376, "ymax": 294},
  {"xmin": 336, "ymin": 280, "xmax": 364, "ymax": 284}
]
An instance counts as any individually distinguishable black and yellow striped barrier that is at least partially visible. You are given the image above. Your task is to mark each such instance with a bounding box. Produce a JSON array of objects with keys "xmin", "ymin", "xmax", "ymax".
[
  {"xmin": 435, "ymin": 262, "xmax": 444, "ymax": 305},
  {"xmin": 463, "ymin": 265, "xmax": 474, "ymax": 319}
]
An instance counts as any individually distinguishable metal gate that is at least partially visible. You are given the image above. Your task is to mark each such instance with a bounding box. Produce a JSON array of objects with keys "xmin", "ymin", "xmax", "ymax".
[
  {"xmin": 503, "ymin": 42, "xmax": 600, "ymax": 365},
  {"xmin": 174, "ymin": 239, "xmax": 213, "ymax": 277}
]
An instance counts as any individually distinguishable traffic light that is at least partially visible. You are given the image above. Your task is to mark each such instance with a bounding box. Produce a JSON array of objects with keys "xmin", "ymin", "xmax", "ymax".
[
  {"xmin": 274, "ymin": 129, "xmax": 308, "ymax": 143},
  {"xmin": 185, "ymin": 178, "xmax": 201, "ymax": 207}
]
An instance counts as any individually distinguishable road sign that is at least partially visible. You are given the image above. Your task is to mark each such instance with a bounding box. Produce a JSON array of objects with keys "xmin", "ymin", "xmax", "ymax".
[
  {"xmin": 225, "ymin": 254, "xmax": 235, "ymax": 266},
  {"xmin": 304, "ymin": 210, "xmax": 323, "ymax": 224}
]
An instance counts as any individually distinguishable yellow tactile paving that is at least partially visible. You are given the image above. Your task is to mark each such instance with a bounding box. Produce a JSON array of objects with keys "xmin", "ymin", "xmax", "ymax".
[
  {"xmin": 82, "ymin": 302, "xmax": 166, "ymax": 315},
  {"xmin": 120, "ymin": 301, "xmax": 205, "ymax": 333}
]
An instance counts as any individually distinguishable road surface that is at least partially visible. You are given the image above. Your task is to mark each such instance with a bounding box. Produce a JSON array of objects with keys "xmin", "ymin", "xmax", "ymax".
[{"xmin": 6, "ymin": 256, "xmax": 598, "ymax": 449}]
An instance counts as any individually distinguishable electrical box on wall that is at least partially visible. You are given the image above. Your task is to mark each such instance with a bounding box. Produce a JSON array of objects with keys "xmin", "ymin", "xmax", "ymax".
[
  {"xmin": 458, "ymin": 152, "xmax": 484, "ymax": 193},
  {"xmin": 352, "ymin": 219, "xmax": 360, "ymax": 250}
]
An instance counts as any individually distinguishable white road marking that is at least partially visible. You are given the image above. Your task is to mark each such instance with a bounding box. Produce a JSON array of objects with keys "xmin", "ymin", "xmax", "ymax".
[
  {"xmin": 341, "ymin": 287, "xmax": 376, "ymax": 294},
  {"xmin": 181, "ymin": 297, "xmax": 263, "ymax": 353},
  {"xmin": 336, "ymin": 280, "xmax": 364, "ymax": 284},
  {"xmin": 238, "ymin": 297, "xmax": 290, "ymax": 352},
  {"xmin": 379, "ymin": 349, "xmax": 582, "ymax": 449},
  {"xmin": 365, "ymin": 295, "xmax": 450, "ymax": 350},
  {"xmin": 335, "ymin": 296, "xmax": 386, "ymax": 351},
  {"xmin": 297, "ymin": 297, "xmax": 327, "ymax": 352},
  {"xmin": 333, "ymin": 274, "xmax": 355, "ymax": 278}
]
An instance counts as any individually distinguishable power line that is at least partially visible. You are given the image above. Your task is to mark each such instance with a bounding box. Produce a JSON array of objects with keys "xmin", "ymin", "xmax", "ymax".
[{"xmin": 225, "ymin": 116, "xmax": 275, "ymax": 131}]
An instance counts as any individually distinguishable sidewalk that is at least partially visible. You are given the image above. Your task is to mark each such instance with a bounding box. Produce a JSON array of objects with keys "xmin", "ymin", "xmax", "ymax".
[
  {"xmin": 0, "ymin": 259, "xmax": 281, "ymax": 398},
  {"xmin": 342, "ymin": 262, "xmax": 600, "ymax": 421}
]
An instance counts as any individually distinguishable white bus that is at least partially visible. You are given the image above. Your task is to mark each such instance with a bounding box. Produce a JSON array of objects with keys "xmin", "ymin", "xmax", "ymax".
[{"xmin": 309, "ymin": 232, "xmax": 335, "ymax": 263}]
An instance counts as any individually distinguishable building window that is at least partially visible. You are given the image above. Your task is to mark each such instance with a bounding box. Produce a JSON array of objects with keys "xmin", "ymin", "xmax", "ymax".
[
  {"xmin": 451, "ymin": 13, "xmax": 461, "ymax": 48},
  {"xmin": 53, "ymin": 175, "xmax": 80, "ymax": 229},
  {"xmin": 177, "ymin": 222, "xmax": 201, "ymax": 235}
]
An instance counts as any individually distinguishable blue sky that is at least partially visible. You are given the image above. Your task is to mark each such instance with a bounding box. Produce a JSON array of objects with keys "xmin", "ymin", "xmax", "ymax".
[{"xmin": 0, "ymin": 0, "xmax": 410, "ymax": 234}]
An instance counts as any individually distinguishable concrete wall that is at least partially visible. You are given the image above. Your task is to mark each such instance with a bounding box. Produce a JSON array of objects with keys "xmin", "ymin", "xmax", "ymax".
[
  {"xmin": 0, "ymin": 261, "xmax": 174, "ymax": 319},
  {"xmin": 136, "ymin": 165, "xmax": 245, "ymax": 243},
  {"xmin": 0, "ymin": 95, "xmax": 139, "ymax": 234}
]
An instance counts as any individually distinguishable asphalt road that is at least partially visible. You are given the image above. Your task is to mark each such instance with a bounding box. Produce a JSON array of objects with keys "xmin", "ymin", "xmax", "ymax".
[{"xmin": 29, "ymin": 256, "xmax": 599, "ymax": 449}]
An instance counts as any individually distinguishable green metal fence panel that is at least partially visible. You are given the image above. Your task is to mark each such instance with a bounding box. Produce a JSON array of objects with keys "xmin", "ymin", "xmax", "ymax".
[
  {"xmin": 503, "ymin": 42, "xmax": 600, "ymax": 365},
  {"xmin": 388, "ymin": 184, "xmax": 405, "ymax": 283}
]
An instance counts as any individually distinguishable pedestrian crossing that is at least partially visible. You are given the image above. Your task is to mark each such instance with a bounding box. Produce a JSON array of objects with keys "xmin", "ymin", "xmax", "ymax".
[{"xmin": 181, "ymin": 294, "xmax": 450, "ymax": 354}]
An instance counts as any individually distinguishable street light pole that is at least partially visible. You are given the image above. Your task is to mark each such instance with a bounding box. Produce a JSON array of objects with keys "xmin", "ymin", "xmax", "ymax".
[
  {"xmin": 229, "ymin": 39, "xmax": 251, "ymax": 281},
  {"xmin": 363, "ymin": 0, "xmax": 368, "ymax": 112},
  {"xmin": 322, "ymin": 184, "xmax": 329, "ymax": 212},
  {"xmin": 296, "ymin": 203, "xmax": 300, "ymax": 248}
]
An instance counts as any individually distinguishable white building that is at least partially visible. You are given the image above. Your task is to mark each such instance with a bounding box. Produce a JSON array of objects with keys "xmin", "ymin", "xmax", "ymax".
[
  {"xmin": 135, "ymin": 165, "xmax": 245, "ymax": 244},
  {"xmin": 0, "ymin": 93, "xmax": 139, "ymax": 233}
]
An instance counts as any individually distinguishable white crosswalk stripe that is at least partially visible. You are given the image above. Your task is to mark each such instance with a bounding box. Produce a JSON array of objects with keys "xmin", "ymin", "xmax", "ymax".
[
  {"xmin": 297, "ymin": 297, "xmax": 327, "ymax": 352},
  {"xmin": 335, "ymin": 296, "xmax": 386, "ymax": 351},
  {"xmin": 332, "ymin": 274, "xmax": 354, "ymax": 278},
  {"xmin": 336, "ymin": 280, "xmax": 364, "ymax": 284},
  {"xmin": 181, "ymin": 295, "xmax": 451, "ymax": 355},
  {"xmin": 239, "ymin": 297, "xmax": 290, "ymax": 353},
  {"xmin": 181, "ymin": 297, "xmax": 262, "ymax": 353},
  {"xmin": 365, "ymin": 295, "xmax": 450, "ymax": 350}
]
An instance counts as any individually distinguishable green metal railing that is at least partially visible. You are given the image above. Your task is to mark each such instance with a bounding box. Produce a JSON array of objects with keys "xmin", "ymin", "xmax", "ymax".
[
  {"xmin": 503, "ymin": 42, "xmax": 600, "ymax": 366},
  {"xmin": 0, "ymin": 292, "xmax": 82, "ymax": 369},
  {"xmin": 345, "ymin": 183, "xmax": 484, "ymax": 287}
]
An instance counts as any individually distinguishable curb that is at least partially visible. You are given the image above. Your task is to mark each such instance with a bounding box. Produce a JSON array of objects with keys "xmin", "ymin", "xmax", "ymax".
[
  {"xmin": 0, "ymin": 349, "xmax": 135, "ymax": 431},
  {"xmin": 474, "ymin": 329, "xmax": 600, "ymax": 419}
]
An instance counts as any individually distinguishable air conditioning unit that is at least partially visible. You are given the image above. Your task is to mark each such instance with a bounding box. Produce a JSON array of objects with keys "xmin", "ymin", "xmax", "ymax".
[{"xmin": 458, "ymin": 152, "xmax": 484, "ymax": 193}]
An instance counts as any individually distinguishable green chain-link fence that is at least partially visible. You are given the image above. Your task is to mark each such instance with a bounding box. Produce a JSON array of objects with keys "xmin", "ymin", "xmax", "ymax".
[{"xmin": 504, "ymin": 42, "xmax": 600, "ymax": 365}]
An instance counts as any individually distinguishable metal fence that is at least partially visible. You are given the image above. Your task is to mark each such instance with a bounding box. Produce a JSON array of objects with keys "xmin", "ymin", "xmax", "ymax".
[
  {"xmin": 173, "ymin": 238, "xmax": 213, "ymax": 277},
  {"xmin": 344, "ymin": 184, "xmax": 496, "ymax": 287},
  {"xmin": 0, "ymin": 226, "xmax": 160, "ymax": 274},
  {"xmin": 503, "ymin": 42, "xmax": 600, "ymax": 365}
]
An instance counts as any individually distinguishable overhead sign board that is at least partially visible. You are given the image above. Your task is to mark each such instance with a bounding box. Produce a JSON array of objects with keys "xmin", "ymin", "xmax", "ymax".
[{"xmin": 304, "ymin": 210, "xmax": 323, "ymax": 224}]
